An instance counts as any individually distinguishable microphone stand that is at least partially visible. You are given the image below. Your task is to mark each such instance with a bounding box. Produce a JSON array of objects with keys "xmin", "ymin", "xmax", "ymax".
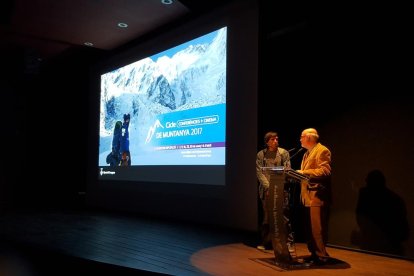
[
  {"xmin": 287, "ymin": 147, "xmax": 304, "ymax": 163},
  {"xmin": 284, "ymin": 148, "xmax": 310, "ymax": 181}
]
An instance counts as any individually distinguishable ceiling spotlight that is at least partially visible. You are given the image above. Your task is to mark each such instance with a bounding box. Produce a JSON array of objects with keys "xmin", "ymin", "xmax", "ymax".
[
  {"xmin": 161, "ymin": 0, "xmax": 173, "ymax": 4},
  {"xmin": 84, "ymin": 42, "xmax": 94, "ymax": 47},
  {"xmin": 117, "ymin": 22, "xmax": 128, "ymax": 28}
]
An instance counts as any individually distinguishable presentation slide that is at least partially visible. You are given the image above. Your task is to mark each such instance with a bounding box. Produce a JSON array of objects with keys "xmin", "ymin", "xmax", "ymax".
[{"xmin": 97, "ymin": 26, "xmax": 227, "ymax": 183}]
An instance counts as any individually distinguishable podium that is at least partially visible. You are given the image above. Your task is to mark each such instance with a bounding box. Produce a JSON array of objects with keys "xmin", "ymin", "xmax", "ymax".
[
  {"xmin": 261, "ymin": 166, "xmax": 310, "ymax": 265},
  {"xmin": 261, "ymin": 166, "xmax": 291, "ymax": 263}
]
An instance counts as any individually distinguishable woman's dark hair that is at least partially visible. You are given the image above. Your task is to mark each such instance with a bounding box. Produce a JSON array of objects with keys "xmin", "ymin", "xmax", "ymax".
[{"xmin": 264, "ymin": 131, "xmax": 278, "ymax": 144}]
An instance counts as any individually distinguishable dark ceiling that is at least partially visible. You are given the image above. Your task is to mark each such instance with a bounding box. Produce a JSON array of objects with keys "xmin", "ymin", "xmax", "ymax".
[
  {"xmin": 1, "ymin": 1, "xmax": 401, "ymax": 73},
  {"xmin": 0, "ymin": 0, "xmax": 342, "ymax": 81},
  {"xmin": 0, "ymin": 0, "xmax": 235, "ymax": 63}
]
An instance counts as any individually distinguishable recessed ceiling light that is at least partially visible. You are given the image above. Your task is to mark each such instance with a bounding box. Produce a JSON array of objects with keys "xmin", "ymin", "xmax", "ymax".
[
  {"xmin": 161, "ymin": 0, "xmax": 173, "ymax": 5},
  {"xmin": 117, "ymin": 22, "xmax": 128, "ymax": 28},
  {"xmin": 84, "ymin": 42, "xmax": 94, "ymax": 47}
]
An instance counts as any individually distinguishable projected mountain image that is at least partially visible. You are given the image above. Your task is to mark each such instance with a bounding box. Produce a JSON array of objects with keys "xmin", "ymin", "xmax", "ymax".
[{"xmin": 99, "ymin": 27, "xmax": 227, "ymax": 166}]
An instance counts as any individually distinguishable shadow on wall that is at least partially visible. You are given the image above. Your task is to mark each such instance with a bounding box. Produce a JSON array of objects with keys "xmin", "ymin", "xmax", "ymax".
[{"xmin": 351, "ymin": 170, "xmax": 410, "ymax": 256}]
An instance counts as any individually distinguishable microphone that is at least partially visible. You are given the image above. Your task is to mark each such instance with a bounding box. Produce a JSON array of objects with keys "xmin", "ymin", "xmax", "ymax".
[
  {"xmin": 284, "ymin": 147, "xmax": 308, "ymax": 181},
  {"xmin": 289, "ymin": 147, "xmax": 304, "ymax": 161},
  {"xmin": 288, "ymin": 148, "xmax": 296, "ymax": 153},
  {"xmin": 284, "ymin": 147, "xmax": 305, "ymax": 168}
]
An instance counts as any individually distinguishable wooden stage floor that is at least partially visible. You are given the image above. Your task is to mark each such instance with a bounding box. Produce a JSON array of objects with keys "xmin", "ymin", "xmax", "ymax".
[{"xmin": 0, "ymin": 210, "xmax": 412, "ymax": 275}]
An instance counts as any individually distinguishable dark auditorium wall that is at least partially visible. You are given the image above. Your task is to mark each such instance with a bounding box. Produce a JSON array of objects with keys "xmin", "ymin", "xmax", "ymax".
[
  {"xmin": 0, "ymin": 46, "xmax": 105, "ymax": 210},
  {"xmin": 258, "ymin": 2, "xmax": 413, "ymax": 259}
]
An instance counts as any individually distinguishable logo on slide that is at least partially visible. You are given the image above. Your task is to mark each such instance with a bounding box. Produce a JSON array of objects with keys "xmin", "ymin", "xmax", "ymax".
[
  {"xmin": 100, "ymin": 168, "xmax": 115, "ymax": 175},
  {"xmin": 145, "ymin": 119, "xmax": 164, "ymax": 144}
]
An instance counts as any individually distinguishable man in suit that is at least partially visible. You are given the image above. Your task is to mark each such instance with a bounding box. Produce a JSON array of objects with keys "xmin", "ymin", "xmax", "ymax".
[{"xmin": 297, "ymin": 128, "xmax": 332, "ymax": 265}]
